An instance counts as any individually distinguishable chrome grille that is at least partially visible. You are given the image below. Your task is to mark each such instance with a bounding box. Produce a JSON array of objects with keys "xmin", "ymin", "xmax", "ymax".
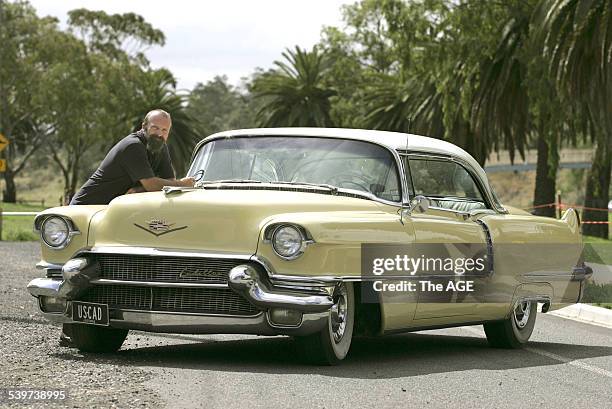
[
  {"xmin": 80, "ymin": 285, "xmax": 258, "ymax": 316},
  {"xmin": 82, "ymin": 285, "xmax": 151, "ymax": 310},
  {"xmin": 91, "ymin": 254, "xmax": 245, "ymax": 284}
]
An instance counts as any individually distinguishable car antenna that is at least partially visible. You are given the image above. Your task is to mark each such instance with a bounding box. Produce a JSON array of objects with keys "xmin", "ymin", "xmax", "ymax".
[{"xmin": 399, "ymin": 118, "xmax": 411, "ymax": 225}]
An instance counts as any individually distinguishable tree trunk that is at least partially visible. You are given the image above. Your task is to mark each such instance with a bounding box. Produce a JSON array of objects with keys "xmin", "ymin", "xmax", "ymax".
[
  {"xmin": 66, "ymin": 160, "xmax": 80, "ymax": 205},
  {"xmin": 581, "ymin": 140, "xmax": 610, "ymax": 238},
  {"xmin": 2, "ymin": 168, "xmax": 16, "ymax": 203},
  {"xmin": 533, "ymin": 132, "xmax": 557, "ymax": 217}
]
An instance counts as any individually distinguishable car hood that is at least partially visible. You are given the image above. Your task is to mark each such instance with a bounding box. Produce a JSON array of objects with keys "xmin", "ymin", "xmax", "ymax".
[{"xmin": 87, "ymin": 188, "xmax": 382, "ymax": 254}]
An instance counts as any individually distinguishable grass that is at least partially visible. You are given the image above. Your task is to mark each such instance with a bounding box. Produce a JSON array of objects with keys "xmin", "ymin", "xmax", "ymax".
[
  {"xmin": 594, "ymin": 303, "xmax": 612, "ymax": 309},
  {"xmin": 0, "ymin": 202, "xmax": 44, "ymax": 241},
  {"xmin": 583, "ymin": 235, "xmax": 612, "ymax": 265}
]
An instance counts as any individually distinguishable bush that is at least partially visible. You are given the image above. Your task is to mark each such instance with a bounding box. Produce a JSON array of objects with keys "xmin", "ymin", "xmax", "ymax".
[{"xmin": 582, "ymin": 282, "xmax": 612, "ymax": 304}]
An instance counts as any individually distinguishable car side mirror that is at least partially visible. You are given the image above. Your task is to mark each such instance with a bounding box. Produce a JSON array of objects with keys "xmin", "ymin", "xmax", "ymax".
[{"xmin": 407, "ymin": 195, "xmax": 429, "ymax": 214}]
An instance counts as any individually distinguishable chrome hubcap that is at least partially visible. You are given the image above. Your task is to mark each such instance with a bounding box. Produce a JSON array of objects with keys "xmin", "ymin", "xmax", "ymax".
[
  {"xmin": 513, "ymin": 301, "xmax": 531, "ymax": 329},
  {"xmin": 330, "ymin": 286, "xmax": 348, "ymax": 343}
]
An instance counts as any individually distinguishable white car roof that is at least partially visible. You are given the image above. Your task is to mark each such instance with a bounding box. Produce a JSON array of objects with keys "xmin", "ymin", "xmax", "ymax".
[{"xmin": 201, "ymin": 127, "xmax": 487, "ymax": 182}]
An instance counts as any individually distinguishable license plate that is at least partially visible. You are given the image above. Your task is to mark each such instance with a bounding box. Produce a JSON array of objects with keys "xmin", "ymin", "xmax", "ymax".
[{"xmin": 72, "ymin": 301, "xmax": 109, "ymax": 326}]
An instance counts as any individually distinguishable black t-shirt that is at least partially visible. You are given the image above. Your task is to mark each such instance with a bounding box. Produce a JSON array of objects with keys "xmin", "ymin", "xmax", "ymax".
[{"xmin": 70, "ymin": 131, "xmax": 175, "ymax": 205}]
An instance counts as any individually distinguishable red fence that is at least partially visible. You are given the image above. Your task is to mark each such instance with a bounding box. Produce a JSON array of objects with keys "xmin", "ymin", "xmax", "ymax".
[{"xmin": 523, "ymin": 202, "xmax": 611, "ymax": 224}]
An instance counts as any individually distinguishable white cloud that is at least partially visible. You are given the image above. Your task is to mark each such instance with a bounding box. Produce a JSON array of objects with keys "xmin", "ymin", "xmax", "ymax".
[{"xmin": 27, "ymin": 0, "xmax": 350, "ymax": 89}]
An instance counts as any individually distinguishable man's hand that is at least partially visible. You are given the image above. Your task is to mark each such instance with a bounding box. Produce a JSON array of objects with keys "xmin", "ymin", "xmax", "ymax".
[
  {"xmin": 139, "ymin": 176, "xmax": 195, "ymax": 191},
  {"xmin": 126, "ymin": 186, "xmax": 146, "ymax": 194},
  {"xmin": 179, "ymin": 177, "xmax": 195, "ymax": 187}
]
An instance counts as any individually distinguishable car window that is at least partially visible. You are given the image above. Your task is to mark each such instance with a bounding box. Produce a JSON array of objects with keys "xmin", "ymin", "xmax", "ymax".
[{"xmin": 408, "ymin": 158, "xmax": 484, "ymax": 202}]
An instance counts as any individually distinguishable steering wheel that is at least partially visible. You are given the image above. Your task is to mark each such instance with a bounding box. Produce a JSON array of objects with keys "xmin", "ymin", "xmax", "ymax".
[{"xmin": 325, "ymin": 173, "xmax": 371, "ymax": 192}]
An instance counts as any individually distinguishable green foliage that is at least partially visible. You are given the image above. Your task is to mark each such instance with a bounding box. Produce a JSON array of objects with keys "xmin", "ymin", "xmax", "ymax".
[
  {"xmin": 186, "ymin": 76, "xmax": 257, "ymax": 137},
  {"xmin": 582, "ymin": 282, "xmax": 612, "ymax": 304},
  {"xmin": 251, "ymin": 46, "xmax": 336, "ymax": 127},
  {"xmin": 536, "ymin": 0, "xmax": 611, "ymax": 237},
  {"xmin": 0, "ymin": 0, "xmax": 62, "ymax": 202},
  {"xmin": 67, "ymin": 8, "xmax": 165, "ymax": 64}
]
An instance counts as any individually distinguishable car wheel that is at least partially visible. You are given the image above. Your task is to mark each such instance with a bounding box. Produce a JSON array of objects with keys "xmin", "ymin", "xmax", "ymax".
[
  {"xmin": 483, "ymin": 300, "xmax": 537, "ymax": 348},
  {"xmin": 69, "ymin": 323, "xmax": 128, "ymax": 353},
  {"xmin": 295, "ymin": 282, "xmax": 355, "ymax": 365}
]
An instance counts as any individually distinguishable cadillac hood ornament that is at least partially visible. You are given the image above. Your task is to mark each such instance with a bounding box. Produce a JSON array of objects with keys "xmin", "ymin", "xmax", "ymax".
[{"xmin": 134, "ymin": 218, "xmax": 188, "ymax": 237}]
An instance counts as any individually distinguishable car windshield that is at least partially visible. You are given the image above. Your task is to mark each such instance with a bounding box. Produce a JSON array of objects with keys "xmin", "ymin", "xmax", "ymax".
[{"xmin": 187, "ymin": 136, "xmax": 402, "ymax": 202}]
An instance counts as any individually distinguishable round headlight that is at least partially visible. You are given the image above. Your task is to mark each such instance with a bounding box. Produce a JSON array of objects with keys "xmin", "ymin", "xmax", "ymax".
[
  {"xmin": 41, "ymin": 217, "xmax": 70, "ymax": 248},
  {"xmin": 272, "ymin": 225, "xmax": 304, "ymax": 259}
]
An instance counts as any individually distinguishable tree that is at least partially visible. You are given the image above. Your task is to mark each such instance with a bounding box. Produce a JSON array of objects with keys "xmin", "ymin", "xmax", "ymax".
[
  {"xmin": 251, "ymin": 46, "xmax": 336, "ymax": 127},
  {"xmin": 538, "ymin": 0, "xmax": 612, "ymax": 237},
  {"xmin": 470, "ymin": 2, "xmax": 570, "ymax": 217},
  {"xmin": 0, "ymin": 0, "xmax": 60, "ymax": 202},
  {"xmin": 186, "ymin": 75, "xmax": 256, "ymax": 138},
  {"xmin": 43, "ymin": 9, "xmax": 168, "ymax": 201},
  {"xmin": 352, "ymin": 0, "xmax": 499, "ymax": 165}
]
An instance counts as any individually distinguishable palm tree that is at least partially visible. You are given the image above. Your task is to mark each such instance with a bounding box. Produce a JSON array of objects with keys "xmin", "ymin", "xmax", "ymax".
[
  {"xmin": 537, "ymin": 0, "xmax": 612, "ymax": 237},
  {"xmin": 128, "ymin": 69, "xmax": 203, "ymax": 176},
  {"xmin": 251, "ymin": 46, "xmax": 336, "ymax": 127},
  {"xmin": 471, "ymin": 9, "xmax": 569, "ymax": 218},
  {"xmin": 362, "ymin": 67, "xmax": 489, "ymax": 166}
]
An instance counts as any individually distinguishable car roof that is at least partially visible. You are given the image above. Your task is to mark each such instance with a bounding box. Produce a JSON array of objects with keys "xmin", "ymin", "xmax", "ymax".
[{"xmin": 200, "ymin": 127, "xmax": 486, "ymax": 180}]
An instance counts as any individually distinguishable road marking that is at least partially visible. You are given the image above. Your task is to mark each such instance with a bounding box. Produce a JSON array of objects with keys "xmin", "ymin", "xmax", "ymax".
[
  {"xmin": 524, "ymin": 347, "xmax": 612, "ymax": 378},
  {"xmin": 462, "ymin": 326, "xmax": 612, "ymax": 378}
]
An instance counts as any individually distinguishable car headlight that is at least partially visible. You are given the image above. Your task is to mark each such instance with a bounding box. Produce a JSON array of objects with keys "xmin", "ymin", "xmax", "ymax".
[
  {"xmin": 40, "ymin": 217, "xmax": 71, "ymax": 248},
  {"xmin": 272, "ymin": 225, "xmax": 305, "ymax": 260}
]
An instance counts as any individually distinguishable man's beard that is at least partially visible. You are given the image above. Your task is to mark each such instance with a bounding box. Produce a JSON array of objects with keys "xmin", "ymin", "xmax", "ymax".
[{"xmin": 146, "ymin": 134, "xmax": 165, "ymax": 154}]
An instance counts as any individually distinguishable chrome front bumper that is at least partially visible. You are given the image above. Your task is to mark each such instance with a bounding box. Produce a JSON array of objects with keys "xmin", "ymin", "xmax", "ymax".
[{"xmin": 28, "ymin": 259, "xmax": 334, "ymax": 336}]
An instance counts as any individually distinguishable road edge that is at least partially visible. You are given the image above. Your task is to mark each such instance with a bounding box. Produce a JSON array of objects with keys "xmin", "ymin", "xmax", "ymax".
[{"xmin": 549, "ymin": 303, "xmax": 612, "ymax": 329}]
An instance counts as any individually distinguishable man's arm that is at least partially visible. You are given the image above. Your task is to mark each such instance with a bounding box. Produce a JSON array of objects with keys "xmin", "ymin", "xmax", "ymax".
[{"xmin": 139, "ymin": 176, "xmax": 194, "ymax": 192}]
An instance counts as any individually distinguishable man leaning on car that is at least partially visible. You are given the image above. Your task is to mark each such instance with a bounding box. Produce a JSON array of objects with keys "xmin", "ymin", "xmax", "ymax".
[
  {"xmin": 70, "ymin": 109, "xmax": 194, "ymax": 205},
  {"xmin": 61, "ymin": 108, "xmax": 195, "ymax": 345}
]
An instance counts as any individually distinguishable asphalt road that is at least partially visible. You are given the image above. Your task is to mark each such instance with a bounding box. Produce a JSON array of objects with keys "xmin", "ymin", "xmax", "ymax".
[{"xmin": 1, "ymin": 242, "xmax": 611, "ymax": 408}]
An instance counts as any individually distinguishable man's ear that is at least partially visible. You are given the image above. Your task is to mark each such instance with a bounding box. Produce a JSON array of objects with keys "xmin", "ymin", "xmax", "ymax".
[{"xmin": 141, "ymin": 122, "xmax": 146, "ymax": 130}]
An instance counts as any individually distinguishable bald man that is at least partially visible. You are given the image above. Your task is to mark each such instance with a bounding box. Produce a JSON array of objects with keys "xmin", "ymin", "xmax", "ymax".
[
  {"xmin": 70, "ymin": 109, "xmax": 194, "ymax": 205},
  {"xmin": 62, "ymin": 110, "xmax": 194, "ymax": 346}
]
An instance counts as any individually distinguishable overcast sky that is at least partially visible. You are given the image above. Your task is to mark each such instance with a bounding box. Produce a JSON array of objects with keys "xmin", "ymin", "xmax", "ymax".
[{"xmin": 28, "ymin": 0, "xmax": 351, "ymax": 91}]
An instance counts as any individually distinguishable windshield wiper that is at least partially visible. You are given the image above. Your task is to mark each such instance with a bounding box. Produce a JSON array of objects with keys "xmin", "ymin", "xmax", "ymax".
[
  {"xmin": 271, "ymin": 181, "xmax": 379, "ymax": 201},
  {"xmin": 196, "ymin": 179, "xmax": 263, "ymax": 186},
  {"xmin": 269, "ymin": 181, "xmax": 339, "ymax": 194},
  {"xmin": 193, "ymin": 179, "xmax": 378, "ymax": 202}
]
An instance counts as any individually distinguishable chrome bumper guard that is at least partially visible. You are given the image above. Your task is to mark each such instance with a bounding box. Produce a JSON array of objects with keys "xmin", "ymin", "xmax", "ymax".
[{"xmin": 228, "ymin": 264, "xmax": 334, "ymax": 313}]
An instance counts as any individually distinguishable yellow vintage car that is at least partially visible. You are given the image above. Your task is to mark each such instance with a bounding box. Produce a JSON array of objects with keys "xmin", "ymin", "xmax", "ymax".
[{"xmin": 27, "ymin": 128, "xmax": 591, "ymax": 365}]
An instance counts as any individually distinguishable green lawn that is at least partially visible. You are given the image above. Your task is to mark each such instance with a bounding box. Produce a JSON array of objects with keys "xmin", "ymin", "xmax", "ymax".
[
  {"xmin": 0, "ymin": 202, "xmax": 45, "ymax": 241},
  {"xmin": 594, "ymin": 303, "xmax": 612, "ymax": 309},
  {"xmin": 583, "ymin": 235, "xmax": 612, "ymax": 265}
]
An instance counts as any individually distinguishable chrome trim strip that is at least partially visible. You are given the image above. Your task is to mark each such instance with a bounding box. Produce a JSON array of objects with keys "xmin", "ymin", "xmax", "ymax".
[
  {"xmin": 89, "ymin": 279, "xmax": 229, "ymax": 289},
  {"xmin": 113, "ymin": 308, "xmax": 262, "ymax": 318},
  {"xmin": 85, "ymin": 246, "xmax": 253, "ymax": 259},
  {"xmin": 36, "ymin": 261, "xmax": 64, "ymax": 271}
]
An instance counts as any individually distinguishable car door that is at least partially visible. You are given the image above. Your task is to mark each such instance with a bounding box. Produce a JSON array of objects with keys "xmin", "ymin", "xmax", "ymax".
[{"xmin": 403, "ymin": 155, "xmax": 494, "ymax": 321}]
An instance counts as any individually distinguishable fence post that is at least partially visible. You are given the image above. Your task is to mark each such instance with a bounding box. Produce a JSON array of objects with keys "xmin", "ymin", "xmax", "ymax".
[
  {"xmin": 0, "ymin": 207, "xmax": 3, "ymax": 241},
  {"xmin": 556, "ymin": 191, "xmax": 562, "ymax": 219}
]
